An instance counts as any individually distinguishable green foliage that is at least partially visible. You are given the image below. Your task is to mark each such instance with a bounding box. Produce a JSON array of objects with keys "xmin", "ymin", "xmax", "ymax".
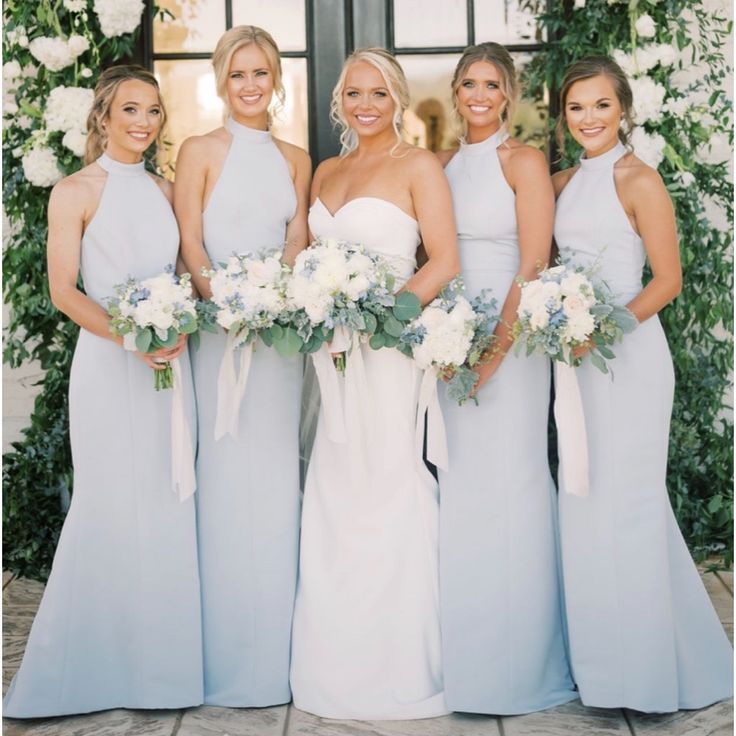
[
  {"xmin": 3, "ymin": 2, "xmax": 142, "ymax": 581},
  {"xmin": 524, "ymin": 0, "xmax": 733, "ymax": 565}
]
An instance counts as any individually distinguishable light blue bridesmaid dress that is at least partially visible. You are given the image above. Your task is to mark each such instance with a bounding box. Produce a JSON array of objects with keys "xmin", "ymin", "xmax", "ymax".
[
  {"xmin": 554, "ymin": 140, "xmax": 733, "ymax": 712},
  {"xmin": 191, "ymin": 117, "xmax": 302, "ymax": 706},
  {"xmin": 438, "ymin": 130, "xmax": 577, "ymax": 714},
  {"xmin": 3, "ymin": 153, "xmax": 202, "ymax": 718}
]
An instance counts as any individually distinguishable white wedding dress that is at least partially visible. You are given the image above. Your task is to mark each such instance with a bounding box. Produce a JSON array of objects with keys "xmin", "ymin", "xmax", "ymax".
[{"xmin": 290, "ymin": 197, "xmax": 449, "ymax": 720}]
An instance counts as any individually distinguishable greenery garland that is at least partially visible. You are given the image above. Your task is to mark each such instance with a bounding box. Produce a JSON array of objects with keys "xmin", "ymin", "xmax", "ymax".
[
  {"xmin": 524, "ymin": 0, "xmax": 733, "ymax": 564},
  {"xmin": 2, "ymin": 0, "xmax": 733, "ymax": 581}
]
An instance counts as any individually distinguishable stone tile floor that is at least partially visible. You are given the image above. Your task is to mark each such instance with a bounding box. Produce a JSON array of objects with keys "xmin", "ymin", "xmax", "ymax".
[{"xmin": 2, "ymin": 568, "xmax": 732, "ymax": 736}]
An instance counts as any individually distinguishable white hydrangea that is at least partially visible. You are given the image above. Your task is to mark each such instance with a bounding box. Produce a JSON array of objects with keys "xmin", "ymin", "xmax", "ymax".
[
  {"xmin": 22, "ymin": 145, "xmax": 64, "ymax": 187},
  {"xmin": 635, "ymin": 14, "xmax": 657, "ymax": 39},
  {"xmin": 67, "ymin": 34, "xmax": 90, "ymax": 56},
  {"xmin": 653, "ymin": 42, "xmax": 677, "ymax": 67},
  {"xmin": 6, "ymin": 27, "xmax": 29, "ymax": 48},
  {"xmin": 93, "ymin": 0, "xmax": 145, "ymax": 38},
  {"xmin": 22, "ymin": 63, "xmax": 39, "ymax": 79},
  {"xmin": 674, "ymin": 170, "xmax": 695, "ymax": 187},
  {"xmin": 695, "ymin": 132, "xmax": 729, "ymax": 165},
  {"xmin": 411, "ymin": 300, "xmax": 475, "ymax": 370},
  {"xmin": 630, "ymin": 127, "xmax": 666, "ymax": 168},
  {"xmin": 3, "ymin": 93, "xmax": 19, "ymax": 117},
  {"xmin": 29, "ymin": 36, "xmax": 75, "ymax": 71},
  {"xmin": 630, "ymin": 76, "xmax": 667, "ymax": 123},
  {"xmin": 16, "ymin": 115, "xmax": 33, "ymax": 130},
  {"xmin": 44, "ymin": 86, "xmax": 94, "ymax": 133},
  {"xmin": 663, "ymin": 95, "xmax": 689, "ymax": 118},
  {"xmin": 63, "ymin": 129, "xmax": 88, "ymax": 157},
  {"xmin": 561, "ymin": 309, "xmax": 596, "ymax": 343},
  {"xmin": 3, "ymin": 61, "xmax": 22, "ymax": 91},
  {"xmin": 64, "ymin": 0, "xmax": 87, "ymax": 11}
]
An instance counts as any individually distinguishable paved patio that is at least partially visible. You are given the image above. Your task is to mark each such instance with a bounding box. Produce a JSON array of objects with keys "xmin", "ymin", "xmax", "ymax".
[{"xmin": 2, "ymin": 567, "xmax": 733, "ymax": 736}]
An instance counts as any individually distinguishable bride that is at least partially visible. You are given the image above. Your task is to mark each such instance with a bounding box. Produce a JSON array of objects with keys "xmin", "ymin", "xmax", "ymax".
[{"xmin": 290, "ymin": 48, "xmax": 460, "ymax": 720}]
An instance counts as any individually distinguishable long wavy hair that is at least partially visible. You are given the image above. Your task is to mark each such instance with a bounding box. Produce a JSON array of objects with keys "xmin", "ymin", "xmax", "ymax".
[
  {"xmin": 85, "ymin": 65, "xmax": 166, "ymax": 165},
  {"xmin": 330, "ymin": 47, "xmax": 410, "ymax": 156},
  {"xmin": 556, "ymin": 55, "xmax": 635, "ymax": 154}
]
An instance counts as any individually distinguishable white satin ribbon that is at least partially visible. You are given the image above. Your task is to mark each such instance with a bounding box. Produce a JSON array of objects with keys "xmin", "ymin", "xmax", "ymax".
[
  {"xmin": 310, "ymin": 325, "xmax": 350, "ymax": 444},
  {"xmin": 214, "ymin": 330, "xmax": 254, "ymax": 441},
  {"xmin": 554, "ymin": 362, "xmax": 589, "ymax": 497},
  {"xmin": 415, "ymin": 368, "xmax": 449, "ymax": 472},
  {"xmin": 170, "ymin": 358, "xmax": 196, "ymax": 502}
]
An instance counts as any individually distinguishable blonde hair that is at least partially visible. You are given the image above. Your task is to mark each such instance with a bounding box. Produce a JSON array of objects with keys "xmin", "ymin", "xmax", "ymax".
[
  {"xmin": 330, "ymin": 47, "xmax": 410, "ymax": 156},
  {"xmin": 451, "ymin": 42, "xmax": 518, "ymax": 138},
  {"xmin": 556, "ymin": 55, "xmax": 634, "ymax": 155},
  {"xmin": 212, "ymin": 25, "xmax": 285, "ymax": 119},
  {"xmin": 85, "ymin": 65, "xmax": 166, "ymax": 165}
]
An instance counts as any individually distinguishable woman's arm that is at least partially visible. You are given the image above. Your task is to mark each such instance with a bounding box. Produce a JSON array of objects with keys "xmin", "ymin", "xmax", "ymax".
[
  {"xmin": 173, "ymin": 136, "xmax": 213, "ymax": 299},
  {"xmin": 622, "ymin": 165, "xmax": 681, "ymax": 322},
  {"xmin": 281, "ymin": 145, "xmax": 312, "ymax": 267},
  {"xmin": 402, "ymin": 151, "xmax": 461, "ymax": 304},
  {"xmin": 48, "ymin": 178, "xmax": 121, "ymax": 343},
  {"xmin": 474, "ymin": 145, "xmax": 554, "ymax": 389}
]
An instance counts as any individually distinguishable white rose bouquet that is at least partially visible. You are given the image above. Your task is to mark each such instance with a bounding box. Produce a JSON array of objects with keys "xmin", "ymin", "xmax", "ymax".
[
  {"xmin": 286, "ymin": 236, "xmax": 421, "ymax": 371},
  {"xmin": 107, "ymin": 267, "xmax": 198, "ymax": 390},
  {"xmin": 513, "ymin": 261, "xmax": 638, "ymax": 372},
  {"xmin": 399, "ymin": 277, "xmax": 498, "ymax": 405},
  {"xmin": 200, "ymin": 250, "xmax": 291, "ymax": 350}
]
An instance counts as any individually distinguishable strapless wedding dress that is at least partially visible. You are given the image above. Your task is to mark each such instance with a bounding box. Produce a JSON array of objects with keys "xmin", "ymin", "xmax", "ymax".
[{"xmin": 289, "ymin": 197, "xmax": 449, "ymax": 720}]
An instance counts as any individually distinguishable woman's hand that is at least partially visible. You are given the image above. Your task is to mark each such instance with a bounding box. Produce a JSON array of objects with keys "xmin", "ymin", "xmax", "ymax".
[
  {"xmin": 136, "ymin": 334, "xmax": 187, "ymax": 369},
  {"xmin": 470, "ymin": 361, "xmax": 497, "ymax": 397}
]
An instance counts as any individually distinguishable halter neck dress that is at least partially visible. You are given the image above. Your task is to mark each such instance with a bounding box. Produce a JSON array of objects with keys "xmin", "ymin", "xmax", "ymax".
[
  {"xmin": 554, "ymin": 140, "xmax": 733, "ymax": 711},
  {"xmin": 439, "ymin": 130, "xmax": 576, "ymax": 713},
  {"xmin": 3, "ymin": 153, "xmax": 202, "ymax": 717},
  {"xmin": 191, "ymin": 117, "xmax": 302, "ymax": 706}
]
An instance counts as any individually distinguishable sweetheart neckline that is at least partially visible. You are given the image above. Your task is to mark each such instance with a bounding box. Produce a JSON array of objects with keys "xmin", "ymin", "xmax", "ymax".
[{"xmin": 313, "ymin": 196, "xmax": 418, "ymax": 224}]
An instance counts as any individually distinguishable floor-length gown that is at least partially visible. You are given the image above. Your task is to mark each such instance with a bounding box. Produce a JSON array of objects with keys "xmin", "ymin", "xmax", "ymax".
[
  {"xmin": 438, "ymin": 130, "xmax": 577, "ymax": 714},
  {"xmin": 191, "ymin": 117, "xmax": 302, "ymax": 706},
  {"xmin": 554, "ymin": 140, "xmax": 733, "ymax": 712},
  {"xmin": 3, "ymin": 153, "xmax": 202, "ymax": 718},
  {"xmin": 290, "ymin": 197, "xmax": 449, "ymax": 720}
]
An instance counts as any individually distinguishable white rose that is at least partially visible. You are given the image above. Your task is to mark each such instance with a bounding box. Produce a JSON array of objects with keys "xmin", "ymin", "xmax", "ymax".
[
  {"xmin": 81, "ymin": 67, "xmax": 93, "ymax": 78},
  {"xmin": 529, "ymin": 306, "xmax": 550, "ymax": 331},
  {"xmin": 15, "ymin": 115, "xmax": 33, "ymax": 130},
  {"xmin": 345, "ymin": 274, "xmax": 371, "ymax": 301},
  {"xmin": 218, "ymin": 308, "xmax": 240, "ymax": 331},
  {"xmin": 562, "ymin": 311, "xmax": 596, "ymax": 342},
  {"xmin": 635, "ymin": 14, "xmax": 657, "ymax": 39},
  {"xmin": 653, "ymin": 43, "xmax": 676, "ymax": 67},
  {"xmin": 22, "ymin": 145, "xmax": 63, "ymax": 187}
]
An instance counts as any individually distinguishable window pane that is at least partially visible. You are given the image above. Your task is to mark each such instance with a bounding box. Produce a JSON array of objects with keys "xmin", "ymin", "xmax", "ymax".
[
  {"xmin": 394, "ymin": 0, "xmax": 467, "ymax": 49},
  {"xmin": 474, "ymin": 1, "xmax": 541, "ymax": 45},
  {"xmin": 155, "ymin": 57, "xmax": 309, "ymax": 173},
  {"xmin": 155, "ymin": 59, "xmax": 224, "ymax": 172},
  {"xmin": 232, "ymin": 0, "xmax": 307, "ymax": 52},
  {"xmin": 271, "ymin": 58, "xmax": 309, "ymax": 150},
  {"xmin": 398, "ymin": 54, "xmax": 460, "ymax": 151},
  {"xmin": 153, "ymin": 0, "xmax": 226, "ymax": 53},
  {"xmin": 397, "ymin": 52, "xmax": 547, "ymax": 153}
]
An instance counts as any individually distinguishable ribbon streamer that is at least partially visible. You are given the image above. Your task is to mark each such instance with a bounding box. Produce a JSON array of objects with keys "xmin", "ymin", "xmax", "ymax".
[
  {"xmin": 554, "ymin": 362, "xmax": 589, "ymax": 497},
  {"xmin": 310, "ymin": 325, "xmax": 351, "ymax": 444},
  {"xmin": 170, "ymin": 358, "xmax": 196, "ymax": 502},
  {"xmin": 415, "ymin": 368, "xmax": 449, "ymax": 472},
  {"xmin": 214, "ymin": 330, "xmax": 254, "ymax": 441}
]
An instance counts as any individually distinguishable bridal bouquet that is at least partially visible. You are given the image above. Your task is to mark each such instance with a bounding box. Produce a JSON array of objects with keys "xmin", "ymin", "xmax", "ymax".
[
  {"xmin": 513, "ymin": 260, "xmax": 638, "ymax": 373},
  {"xmin": 200, "ymin": 250, "xmax": 295, "ymax": 354},
  {"xmin": 107, "ymin": 266, "xmax": 198, "ymax": 390},
  {"xmin": 398, "ymin": 277, "xmax": 498, "ymax": 404},
  {"xmin": 286, "ymin": 236, "xmax": 421, "ymax": 369}
]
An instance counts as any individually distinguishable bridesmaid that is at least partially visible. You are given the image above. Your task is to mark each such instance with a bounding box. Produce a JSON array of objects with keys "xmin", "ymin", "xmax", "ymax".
[
  {"xmin": 435, "ymin": 42, "xmax": 576, "ymax": 714},
  {"xmin": 3, "ymin": 65, "xmax": 202, "ymax": 717},
  {"xmin": 174, "ymin": 25, "xmax": 310, "ymax": 707},
  {"xmin": 553, "ymin": 55, "xmax": 733, "ymax": 711}
]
